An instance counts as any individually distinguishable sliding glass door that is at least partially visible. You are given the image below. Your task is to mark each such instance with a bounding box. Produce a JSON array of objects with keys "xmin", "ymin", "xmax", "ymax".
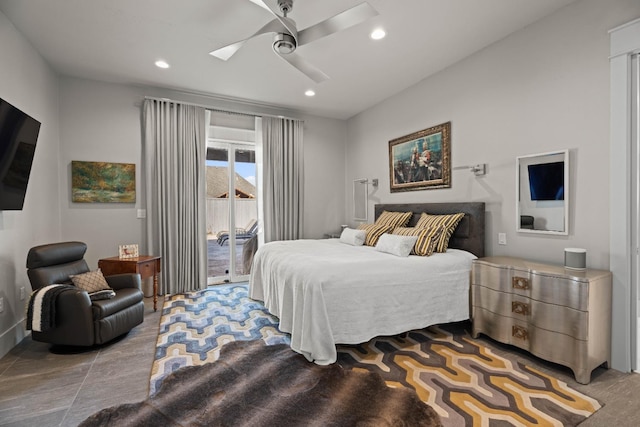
[{"xmin": 206, "ymin": 143, "xmax": 257, "ymax": 284}]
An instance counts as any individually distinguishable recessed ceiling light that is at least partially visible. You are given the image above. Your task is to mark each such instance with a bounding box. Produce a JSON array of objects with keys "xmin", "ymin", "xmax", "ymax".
[
  {"xmin": 305, "ymin": 90, "xmax": 316, "ymax": 97},
  {"xmin": 155, "ymin": 60, "xmax": 170, "ymax": 69},
  {"xmin": 370, "ymin": 28, "xmax": 386, "ymax": 40}
]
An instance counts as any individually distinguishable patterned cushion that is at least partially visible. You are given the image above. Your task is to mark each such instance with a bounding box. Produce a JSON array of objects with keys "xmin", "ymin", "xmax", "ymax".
[
  {"xmin": 357, "ymin": 223, "xmax": 393, "ymax": 246},
  {"xmin": 392, "ymin": 226, "xmax": 444, "ymax": 256},
  {"xmin": 70, "ymin": 269, "xmax": 112, "ymax": 293},
  {"xmin": 374, "ymin": 211, "xmax": 413, "ymax": 229},
  {"xmin": 414, "ymin": 213, "xmax": 465, "ymax": 252}
]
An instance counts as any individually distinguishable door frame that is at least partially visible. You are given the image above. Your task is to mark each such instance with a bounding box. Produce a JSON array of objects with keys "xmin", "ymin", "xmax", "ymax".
[
  {"xmin": 609, "ymin": 17, "xmax": 640, "ymax": 372},
  {"xmin": 207, "ymin": 139, "xmax": 257, "ymax": 284}
]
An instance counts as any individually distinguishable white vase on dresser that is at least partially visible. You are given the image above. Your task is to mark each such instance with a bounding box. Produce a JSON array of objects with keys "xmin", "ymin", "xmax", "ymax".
[{"xmin": 471, "ymin": 256, "xmax": 612, "ymax": 384}]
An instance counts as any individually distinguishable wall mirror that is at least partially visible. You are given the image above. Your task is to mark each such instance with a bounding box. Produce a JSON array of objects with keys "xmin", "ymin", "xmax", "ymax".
[{"xmin": 516, "ymin": 149, "xmax": 569, "ymax": 235}]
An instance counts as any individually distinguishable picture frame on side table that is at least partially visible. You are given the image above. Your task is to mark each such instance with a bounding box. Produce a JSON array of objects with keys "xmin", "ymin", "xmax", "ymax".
[
  {"xmin": 118, "ymin": 244, "xmax": 139, "ymax": 259},
  {"xmin": 389, "ymin": 121, "xmax": 451, "ymax": 192}
]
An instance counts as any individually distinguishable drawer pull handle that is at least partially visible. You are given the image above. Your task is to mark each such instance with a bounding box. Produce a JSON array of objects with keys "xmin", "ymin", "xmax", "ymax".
[
  {"xmin": 512, "ymin": 325, "xmax": 528, "ymax": 340},
  {"xmin": 512, "ymin": 276, "xmax": 530, "ymax": 290},
  {"xmin": 512, "ymin": 301, "xmax": 530, "ymax": 316},
  {"xmin": 511, "ymin": 325, "xmax": 529, "ymax": 341}
]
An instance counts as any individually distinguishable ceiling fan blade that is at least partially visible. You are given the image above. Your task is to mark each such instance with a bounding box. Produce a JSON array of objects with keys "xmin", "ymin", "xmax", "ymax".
[
  {"xmin": 247, "ymin": 0, "xmax": 272, "ymax": 12},
  {"xmin": 210, "ymin": 18, "xmax": 285, "ymax": 60},
  {"xmin": 297, "ymin": 2, "xmax": 378, "ymax": 46},
  {"xmin": 275, "ymin": 52, "xmax": 329, "ymax": 83},
  {"xmin": 247, "ymin": 0, "xmax": 297, "ymax": 42}
]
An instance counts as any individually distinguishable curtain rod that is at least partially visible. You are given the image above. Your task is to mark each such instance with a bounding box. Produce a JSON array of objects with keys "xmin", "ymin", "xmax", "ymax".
[{"xmin": 143, "ymin": 96, "xmax": 302, "ymax": 122}]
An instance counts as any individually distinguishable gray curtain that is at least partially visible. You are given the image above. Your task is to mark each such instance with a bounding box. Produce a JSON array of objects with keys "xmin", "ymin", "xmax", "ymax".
[
  {"xmin": 262, "ymin": 117, "xmax": 304, "ymax": 242},
  {"xmin": 142, "ymin": 99, "xmax": 207, "ymax": 294}
]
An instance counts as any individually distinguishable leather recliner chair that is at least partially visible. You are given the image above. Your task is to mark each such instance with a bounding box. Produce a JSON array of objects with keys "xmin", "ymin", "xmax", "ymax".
[{"xmin": 26, "ymin": 241, "xmax": 145, "ymax": 347}]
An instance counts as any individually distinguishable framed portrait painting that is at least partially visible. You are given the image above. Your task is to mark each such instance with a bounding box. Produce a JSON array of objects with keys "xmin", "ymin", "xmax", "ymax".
[{"xmin": 389, "ymin": 121, "xmax": 451, "ymax": 192}]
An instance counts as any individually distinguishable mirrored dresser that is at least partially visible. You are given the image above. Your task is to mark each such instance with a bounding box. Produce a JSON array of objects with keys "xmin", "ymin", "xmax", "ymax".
[{"xmin": 471, "ymin": 256, "xmax": 612, "ymax": 384}]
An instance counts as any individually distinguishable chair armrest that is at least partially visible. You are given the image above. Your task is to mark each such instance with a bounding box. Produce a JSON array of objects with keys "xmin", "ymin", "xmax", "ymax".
[
  {"xmin": 105, "ymin": 273, "xmax": 142, "ymax": 291},
  {"xmin": 39, "ymin": 289, "xmax": 95, "ymax": 346}
]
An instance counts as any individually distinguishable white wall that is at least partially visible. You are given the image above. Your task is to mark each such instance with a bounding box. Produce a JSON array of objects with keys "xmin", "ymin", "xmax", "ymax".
[
  {"xmin": 0, "ymin": 11, "xmax": 61, "ymax": 356},
  {"xmin": 58, "ymin": 78, "xmax": 347, "ymax": 269},
  {"xmin": 346, "ymin": 0, "xmax": 640, "ymax": 270},
  {"xmin": 58, "ymin": 78, "xmax": 145, "ymax": 268},
  {"xmin": 345, "ymin": 0, "xmax": 640, "ymax": 372}
]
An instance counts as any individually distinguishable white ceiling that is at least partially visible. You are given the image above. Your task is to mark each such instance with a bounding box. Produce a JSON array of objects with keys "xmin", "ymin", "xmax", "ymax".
[{"xmin": 0, "ymin": 0, "xmax": 577, "ymax": 119}]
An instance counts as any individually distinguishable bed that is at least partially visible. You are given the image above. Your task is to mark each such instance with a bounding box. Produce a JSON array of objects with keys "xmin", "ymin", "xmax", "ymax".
[{"xmin": 249, "ymin": 202, "xmax": 485, "ymax": 364}]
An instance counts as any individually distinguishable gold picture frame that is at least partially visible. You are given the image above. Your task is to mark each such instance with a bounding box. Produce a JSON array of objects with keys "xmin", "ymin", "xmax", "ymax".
[
  {"xmin": 118, "ymin": 244, "xmax": 139, "ymax": 259},
  {"xmin": 389, "ymin": 121, "xmax": 451, "ymax": 192}
]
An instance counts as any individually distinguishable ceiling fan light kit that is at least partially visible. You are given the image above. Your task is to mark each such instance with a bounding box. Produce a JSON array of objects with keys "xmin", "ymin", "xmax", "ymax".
[
  {"xmin": 210, "ymin": 0, "xmax": 379, "ymax": 83},
  {"xmin": 273, "ymin": 33, "xmax": 296, "ymax": 55}
]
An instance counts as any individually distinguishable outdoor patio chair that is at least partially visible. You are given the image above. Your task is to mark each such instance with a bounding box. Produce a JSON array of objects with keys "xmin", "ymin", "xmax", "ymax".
[{"xmin": 217, "ymin": 219, "xmax": 257, "ymax": 245}]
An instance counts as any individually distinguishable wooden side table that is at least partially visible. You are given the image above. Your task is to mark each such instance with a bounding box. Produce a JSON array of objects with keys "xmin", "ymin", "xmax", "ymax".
[{"xmin": 98, "ymin": 255, "xmax": 162, "ymax": 311}]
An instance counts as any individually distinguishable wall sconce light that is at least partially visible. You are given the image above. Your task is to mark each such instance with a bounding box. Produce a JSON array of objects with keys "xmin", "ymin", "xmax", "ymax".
[
  {"xmin": 470, "ymin": 164, "xmax": 486, "ymax": 176},
  {"xmin": 454, "ymin": 164, "xmax": 487, "ymax": 176}
]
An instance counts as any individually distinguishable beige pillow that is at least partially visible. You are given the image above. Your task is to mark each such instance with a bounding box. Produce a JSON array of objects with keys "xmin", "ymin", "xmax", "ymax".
[
  {"xmin": 392, "ymin": 226, "xmax": 444, "ymax": 256},
  {"xmin": 414, "ymin": 213, "xmax": 465, "ymax": 252},
  {"xmin": 357, "ymin": 223, "xmax": 393, "ymax": 246},
  {"xmin": 374, "ymin": 211, "xmax": 413, "ymax": 229},
  {"xmin": 70, "ymin": 269, "xmax": 112, "ymax": 293}
]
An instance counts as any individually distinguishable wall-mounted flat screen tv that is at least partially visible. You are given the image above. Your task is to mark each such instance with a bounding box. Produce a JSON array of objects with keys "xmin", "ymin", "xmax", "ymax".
[
  {"xmin": 527, "ymin": 161, "xmax": 564, "ymax": 201},
  {"xmin": 0, "ymin": 97, "xmax": 41, "ymax": 210}
]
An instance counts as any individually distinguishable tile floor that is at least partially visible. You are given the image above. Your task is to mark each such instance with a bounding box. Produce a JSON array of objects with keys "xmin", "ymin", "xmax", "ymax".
[
  {"xmin": 0, "ymin": 296, "xmax": 163, "ymax": 427},
  {"xmin": 1, "ymin": 295, "xmax": 640, "ymax": 426}
]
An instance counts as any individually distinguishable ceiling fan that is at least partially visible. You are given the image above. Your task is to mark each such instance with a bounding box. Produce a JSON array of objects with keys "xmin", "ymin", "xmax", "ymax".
[{"xmin": 209, "ymin": 0, "xmax": 378, "ymax": 83}]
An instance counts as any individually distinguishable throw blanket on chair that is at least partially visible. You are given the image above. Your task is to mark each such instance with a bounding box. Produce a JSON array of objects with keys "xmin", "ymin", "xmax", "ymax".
[{"xmin": 26, "ymin": 284, "xmax": 76, "ymax": 332}]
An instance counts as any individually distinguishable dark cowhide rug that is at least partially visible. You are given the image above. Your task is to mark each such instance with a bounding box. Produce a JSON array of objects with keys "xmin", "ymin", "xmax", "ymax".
[{"xmin": 80, "ymin": 340, "xmax": 441, "ymax": 427}]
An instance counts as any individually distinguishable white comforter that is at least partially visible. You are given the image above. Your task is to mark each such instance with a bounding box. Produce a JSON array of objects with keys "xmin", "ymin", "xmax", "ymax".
[{"xmin": 249, "ymin": 238, "xmax": 476, "ymax": 364}]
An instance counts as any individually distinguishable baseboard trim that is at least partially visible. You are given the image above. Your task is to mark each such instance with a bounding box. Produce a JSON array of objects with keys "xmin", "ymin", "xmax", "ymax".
[{"xmin": 0, "ymin": 318, "xmax": 29, "ymax": 360}]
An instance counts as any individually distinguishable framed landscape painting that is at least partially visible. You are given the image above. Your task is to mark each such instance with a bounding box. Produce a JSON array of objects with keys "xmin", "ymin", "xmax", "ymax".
[
  {"xmin": 389, "ymin": 121, "xmax": 451, "ymax": 192},
  {"xmin": 71, "ymin": 161, "xmax": 136, "ymax": 203}
]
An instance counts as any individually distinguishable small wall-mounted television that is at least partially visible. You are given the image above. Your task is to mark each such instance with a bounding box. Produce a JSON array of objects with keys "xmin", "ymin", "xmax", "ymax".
[
  {"xmin": 527, "ymin": 161, "xmax": 564, "ymax": 201},
  {"xmin": 0, "ymin": 97, "xmax": 41, "ymax": 210}
]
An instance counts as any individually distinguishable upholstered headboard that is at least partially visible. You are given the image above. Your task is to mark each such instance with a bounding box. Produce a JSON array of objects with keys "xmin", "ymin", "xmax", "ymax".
[{"xmin": 374, "ymin": 202, "xmax": 485, "ymax": 258}]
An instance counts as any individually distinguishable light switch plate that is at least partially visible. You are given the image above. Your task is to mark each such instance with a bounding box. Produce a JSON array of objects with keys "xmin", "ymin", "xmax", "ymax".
[{"xmin": 498, "ymin": 233, "xmax": 507, "ymax": 245}]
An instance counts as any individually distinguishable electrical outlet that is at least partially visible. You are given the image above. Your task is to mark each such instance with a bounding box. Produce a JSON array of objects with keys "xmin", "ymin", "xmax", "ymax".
[
  {"xmin": 0, "ymin": 297, "xmax": 4, "ymax": 313},
  {"xmin": 20, "ymin": 287, "xmax": 26, "ymax": 300},
  {"xmin": 498, "ymin": 233, "xmax": 507, "ymax": 245}
]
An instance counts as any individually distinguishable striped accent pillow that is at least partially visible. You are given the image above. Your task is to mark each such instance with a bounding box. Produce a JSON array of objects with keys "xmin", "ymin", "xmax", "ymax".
[
  {"xmin": 392, "ymin": 226, "xmax": 444, "ymax": 256},
  {"xmin": 374, "ymin": 211, "xmax": 413, "ymax": 229},
  {"xmin": 357, "ymin": 223, "xmax": 393, "ymax": 246},
  {"xmin": 415, "ymin": 212, "xmax": 465, "ymax": 252}
]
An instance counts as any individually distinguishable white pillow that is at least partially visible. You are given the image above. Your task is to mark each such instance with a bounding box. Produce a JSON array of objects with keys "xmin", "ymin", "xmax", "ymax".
[
  {"xmin": 339, "ymin": 227, "xmax": 366, "ymax": 246},
  {"xmin": 375, "ymin": 233, "xmax": 418, "ymax": 257}
]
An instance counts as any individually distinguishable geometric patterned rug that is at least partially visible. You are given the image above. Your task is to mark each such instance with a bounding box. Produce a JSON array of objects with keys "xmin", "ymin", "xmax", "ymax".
[
  {"xmin": 150, "ymin": 284, "xmax": 290, "ymax": 395},
  {"xmin": 150, "ymin": 283, "xmax": 602, "ymax": 427},
  {"xmin": 337, "ymin": 326, "xmax": 602, "ymax": 427}
]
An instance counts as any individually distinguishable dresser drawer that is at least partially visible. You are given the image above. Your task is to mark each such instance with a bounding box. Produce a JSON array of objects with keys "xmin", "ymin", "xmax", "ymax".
[
  {"xmin": 137, "ymin": 260, "xmax": 157, "ymax": 279},
  {"xmin": 472, "ymin": 262, "xmax": 589, "ymax": 311},
  {"xmin": 472, "ymin": 285, "xmax": 588, "ymax": 339},
  {"xmin": 473, "ymin": 307, "xmax": 589, "ymax": 374}
]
